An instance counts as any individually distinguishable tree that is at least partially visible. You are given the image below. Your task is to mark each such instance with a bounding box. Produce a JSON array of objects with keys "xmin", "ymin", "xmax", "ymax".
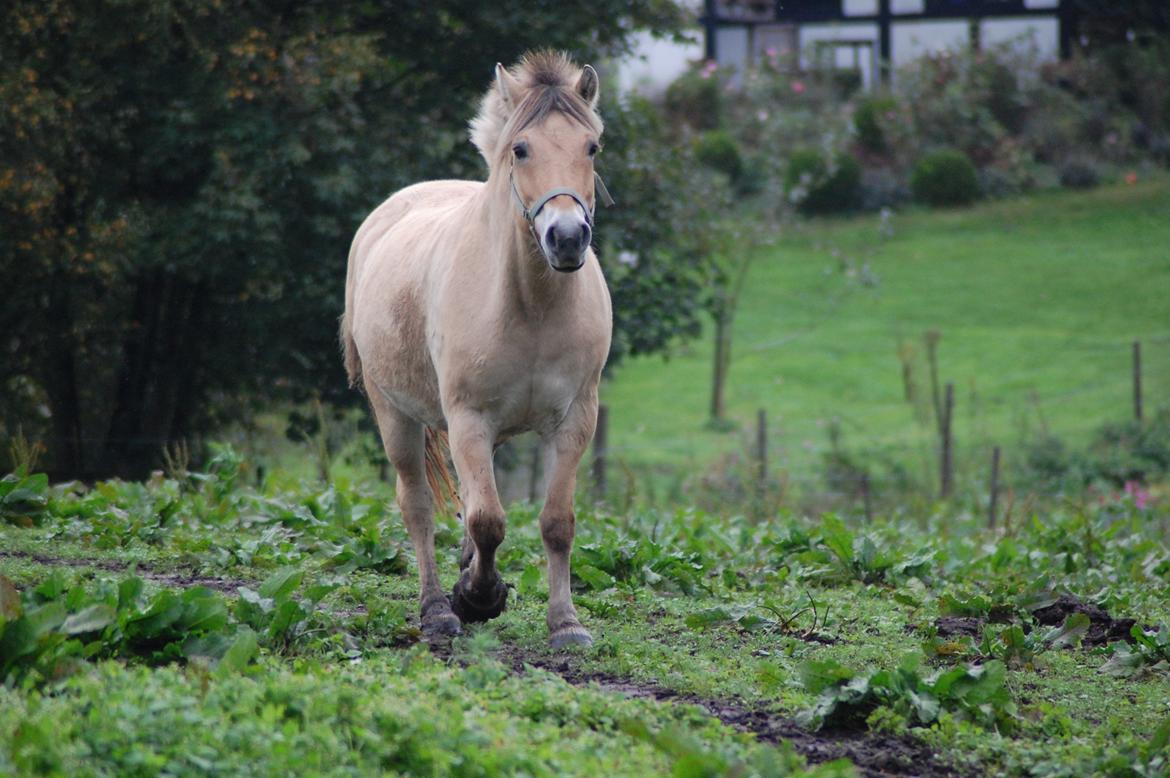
[{"xmin": 0, "ymin": 0, "xmax": 691, "ymax": 478}]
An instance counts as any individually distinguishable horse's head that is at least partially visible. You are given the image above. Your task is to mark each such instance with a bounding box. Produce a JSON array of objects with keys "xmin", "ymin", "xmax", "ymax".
[{"xmin": 471, "ymin": 52, "xmax": 605, "ymax": 273}]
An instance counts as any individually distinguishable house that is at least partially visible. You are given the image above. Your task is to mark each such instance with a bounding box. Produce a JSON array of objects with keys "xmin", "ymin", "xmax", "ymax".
[{"xmin": 701, "ymin": 0, "xmax": 1075, "ymax": 89}]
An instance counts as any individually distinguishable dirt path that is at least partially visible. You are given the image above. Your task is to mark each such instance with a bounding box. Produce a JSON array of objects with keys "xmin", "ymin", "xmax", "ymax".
[
  {"xmin": 0, "ymin": 549, "xmax": 250, "ymax": 594},
  {"xmin": 462, "ymin": 643, "xmax": 968, "ymax": 778}
]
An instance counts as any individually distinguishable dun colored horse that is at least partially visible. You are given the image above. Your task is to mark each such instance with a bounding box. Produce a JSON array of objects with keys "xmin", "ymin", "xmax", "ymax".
[{"xmin": 341, "ymin": 52, "xmax": 611, "ymax": 648}]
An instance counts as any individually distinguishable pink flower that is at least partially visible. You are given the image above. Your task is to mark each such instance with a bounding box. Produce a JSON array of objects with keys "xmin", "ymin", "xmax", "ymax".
[
  {"xmin": 791, "ymin": 80, "xmax": 806, "ymax": 94},
  {"xmin": 765, "ymin": 46, "xmax": 778, "ymax": 58},
  {"xmin": 1124, "ymin": 481, "xmax": 1149, "ymax": 510},
  {"xmin": 1125, "ymin": 171, "xmax": 1138, "ymax": 185}
]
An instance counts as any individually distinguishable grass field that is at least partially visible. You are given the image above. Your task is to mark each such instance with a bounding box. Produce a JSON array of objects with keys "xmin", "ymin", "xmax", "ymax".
[
  {"xmin": 601, "ymin": 178, "xmax": 1170, "ymax": 494},
  {"xmin": 2, "ymin": 459, "xmax": 1170, "ymax": 776}
]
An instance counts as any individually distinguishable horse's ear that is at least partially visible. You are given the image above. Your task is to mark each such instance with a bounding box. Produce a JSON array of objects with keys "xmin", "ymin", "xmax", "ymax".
[
  {"xmin": 576, "ymin": 64, "xmax": 599, "ymax": 107},
  {"xmin": 495, "ymin": 63, "xmax": 523, "ymax": 110}
]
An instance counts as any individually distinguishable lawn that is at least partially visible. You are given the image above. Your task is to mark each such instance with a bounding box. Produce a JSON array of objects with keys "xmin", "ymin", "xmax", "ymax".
[
  {"xmin": 601, "ymin": 178, "xmax": 1170, "ymax": 492},
  {"xmin": 2, "ymin": 459, "xmax": 1170, "ymax": 776}
]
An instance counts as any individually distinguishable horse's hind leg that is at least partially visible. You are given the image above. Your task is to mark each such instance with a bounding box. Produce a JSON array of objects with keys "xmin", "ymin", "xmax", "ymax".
[
  {"xmin": 540, "ymin": 400, "xmax": 597, "ymax": 649},
  {"xmin": 366, "ymin": 384, "xmax": 460, "ymax": 637},
  {"xmin": 447, "ymin": 411, "xmax": 508, "ymax": 622}
]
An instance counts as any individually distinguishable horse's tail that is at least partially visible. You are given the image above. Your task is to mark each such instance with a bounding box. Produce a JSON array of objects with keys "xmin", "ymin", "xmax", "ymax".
[
  {"xmin": 424, "ymin": 427, "xmax": 460, "ymax": 513},
  {"xmin": 341, "ymin": 310, "xmax": 362, "ymax": 388}
]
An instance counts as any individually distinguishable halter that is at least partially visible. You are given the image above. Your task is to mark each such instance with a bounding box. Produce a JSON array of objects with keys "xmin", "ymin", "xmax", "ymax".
[{"xmin": 509, "ymin": 168, "xmax": 614, "ymax": 240}]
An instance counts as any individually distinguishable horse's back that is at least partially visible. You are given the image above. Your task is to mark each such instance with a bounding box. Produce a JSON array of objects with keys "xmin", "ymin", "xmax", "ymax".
[{"xmin": 344, "ymin": 180, "xmax": 480, "ymax": 423}]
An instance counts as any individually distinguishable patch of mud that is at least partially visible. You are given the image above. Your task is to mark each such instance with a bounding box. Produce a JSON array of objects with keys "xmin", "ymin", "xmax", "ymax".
[
  {"xmin": 926, "ymin": 595, "xmax": 1139, "ymax": 648},
  {"xmin": 932, "ymin": 617, "xmax": 984, "ymax": 639},
  {"xmin": 0, "ymin": 549, "xmax": 248, "ymax": 594},
  {"xmin": 1030, "ymin": 595, "xmax": 1138, "ymax": 647},
  {"xmin": 475, "ymin": 645, "xmax": 968, "ymax": 777}
]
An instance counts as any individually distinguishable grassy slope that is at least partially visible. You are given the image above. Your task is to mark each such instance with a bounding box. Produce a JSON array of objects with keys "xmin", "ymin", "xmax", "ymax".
[{"xmin": 602, "ymin": 179, "xmax": 1170, "ymax": 485}]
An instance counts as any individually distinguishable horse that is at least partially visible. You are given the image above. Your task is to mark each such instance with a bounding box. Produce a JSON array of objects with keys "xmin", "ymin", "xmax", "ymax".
[{"xmin": 340, "ymin": 51, "xmax": 612, "ymax": 648}]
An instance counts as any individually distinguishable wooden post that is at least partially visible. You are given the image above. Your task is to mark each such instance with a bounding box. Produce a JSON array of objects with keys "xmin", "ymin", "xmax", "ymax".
[
  {"xmin": 940, "ymin": 382, "xmax": 954, "ymax": 499},
  {"xmin": 861, "ymin": 473, "xmax": 873, "ymax": 523},
  {"xmin": 755, "ymin": 408, "xmax": 767, "ymax": 501},
  {"xmin": 592, "ymin": 404, "xmax": 608, "ymax": 502},
  {"xmin": 1133, "ymin": 341, "xmax": 1143, "ymax": 423},
  {"xmin": 988, "ymin": 446, "xmax": 1001, "ymax": 529}
]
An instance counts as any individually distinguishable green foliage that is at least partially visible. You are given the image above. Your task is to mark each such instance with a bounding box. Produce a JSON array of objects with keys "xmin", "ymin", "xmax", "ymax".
[
  {"xmin": 853, "ymin": 96, "xmax": 899, "ymax": 154},
  {"xmin": 597, "ymin": 92, "xmax": 732, "ymax": 365},
  {"xmin": 784, "ymin": 149, "xmax": 862, "ymax": 214},
  {"xmin": 693, "ymin": 130, "xmax": 744, "ymax": 185},
  {"xmin": 1022, "ymin": 410, "xmax": 1170, "ymax": 491},
  {"xmin": 0, "ymin": 0, "xmax": 687, "ymax": 478},
  {"xmin": 663, "ymin": 66, "xmax": 724, "ymax": 132},
  {"xmin": 911, "ymin": 148, "xmax": 980, "ymax": 207},
  {"xmin": 0, "ymin": 573, "xmax": 256, "ymax": 688},
  {"xmin": 798, "ymin": 655, "xmax": 1018, "ymax": 733},
  {"xmin": 0, "ymin": 472, "xmax": 49, "ymax": 527},
  {"xmin": 1058, "ymin": 156, "xmax": 1102, "ymax": 189},
  {"xmin": 1100, "ymin": 623, "xmax": 1170, "ymax": 677}
]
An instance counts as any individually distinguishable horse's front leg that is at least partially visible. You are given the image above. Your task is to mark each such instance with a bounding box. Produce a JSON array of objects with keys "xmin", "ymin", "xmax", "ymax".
[
  {"xmin": 541, "ymin": 400, "xmax": 598, "ymax": 649},
  {"xmin": 447, "ymin": 411, "xmax": 509, "ymax": 622}
]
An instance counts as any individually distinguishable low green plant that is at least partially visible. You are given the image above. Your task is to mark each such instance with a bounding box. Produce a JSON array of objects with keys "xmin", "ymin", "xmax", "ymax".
[
  {"xmin": 0, "ymin": 574, "xmax": 256, "ymax": 688},
  {"xmin": 1100, "ymin": 623, "xmax": 1170, "ymax": 677},
  {"xmin": 784, "ymin": 149, "xmax": 862, "ymax": 214},
  {"xmin": 0, "ymin": 473, "xmax": 49, "ymax": 528},
  {"xmin": 853, "ymin": 95, "xmax": 898, "ymax": 154},
  {"xmin": 693, "ymin": 129, "xmax": 743, "ymax": 184},
  {"xmin": 910, "ymin": 148, "xmax": 979, "ymax": 207},
  {"xmin": 797, "ymin": 654, "xmax": 1018, "ymax": 733}
]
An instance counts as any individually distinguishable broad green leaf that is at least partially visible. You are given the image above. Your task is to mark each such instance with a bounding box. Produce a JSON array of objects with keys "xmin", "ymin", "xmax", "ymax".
[
  {"xmin": 259, "ymin": 567, "xmax": 303, "ymax": 601},
  {"xmin": 62, "ymin": 604, "xmax": 116, "ymax": 635}
]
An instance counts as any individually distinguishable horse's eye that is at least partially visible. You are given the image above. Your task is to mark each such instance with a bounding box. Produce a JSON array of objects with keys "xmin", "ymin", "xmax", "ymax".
[
  {"xmin": 587, "ymin": 142, "xmax": 600, "ymax": 157},
  {"xmin": 513, "ymin": 143, "xmax": 528, "ymax": 160}
]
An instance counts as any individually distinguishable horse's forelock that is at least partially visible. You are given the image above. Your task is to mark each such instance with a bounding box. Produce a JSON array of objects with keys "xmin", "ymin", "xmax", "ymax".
[{"xmin": 470, "ymin": 51, "xmax": 602, "ymax": 168}]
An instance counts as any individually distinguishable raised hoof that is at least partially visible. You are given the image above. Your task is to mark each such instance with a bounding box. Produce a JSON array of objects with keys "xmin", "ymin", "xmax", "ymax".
[
  {"xmin": 420, "ymin": 595, "xmax": 462, "ymax": 639},
  {"xmin": 450, "ymin": 572, "xmax": 508, "ymax": 624},
  {"xmin": 549, "ymin": 623, "xmax": 593, "ymax": 650}
]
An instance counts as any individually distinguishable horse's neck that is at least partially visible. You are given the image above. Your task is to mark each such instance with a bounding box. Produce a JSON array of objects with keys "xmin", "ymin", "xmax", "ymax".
[{"xmin": 474, "ymin": 171, "xmax": 577, "ymax": 317}]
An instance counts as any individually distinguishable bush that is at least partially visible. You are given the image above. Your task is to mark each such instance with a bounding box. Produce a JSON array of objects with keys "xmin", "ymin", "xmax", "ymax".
[
  {"xmin": 663, "ymin": 68, "xmax": 723, "ymax": 132},
  {"xmin": 784, "ymin": 148, "xmax": 862, "ymax": 214},
  {"xmin": 911, "ymin": 148, "xmax": 979, "ymax": 207},
  {"xmin": 1058, "ymin": 156, "xmax": 1102, "ymax": 189},
  {"xmin": 854, "ymin": 96, "xmax": 899, "ymax": 154},
  {"xmin": 693, "ymin": 130, "xmax": 743, "ymax": 184}
]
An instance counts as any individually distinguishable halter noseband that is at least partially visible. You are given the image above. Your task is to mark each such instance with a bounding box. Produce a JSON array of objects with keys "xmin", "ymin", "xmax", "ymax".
[{"xmin": 509, "ymin": 169, "xmax": 615, "ymax": 238}]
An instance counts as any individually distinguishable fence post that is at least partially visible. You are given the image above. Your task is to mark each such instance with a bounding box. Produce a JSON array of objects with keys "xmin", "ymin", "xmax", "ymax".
[
  {"xmin": 988, "ymin": 446, "xmax": 1001, "ymax": 529},
  {"xmin": 1133, "ymin": 340, "xmax": 1143, "ymax": 423},
  {"xmin": 940, "ymin": 382, "xmax": 954, "ymax": 499},
  {"xmin": 592, "ymin": 403, "xmax": 608, "ymax": 502},
  {"xmin": 756, "ymin": 408, "xmax": 767, "ymax": 501},
  {"xmin": 861, "ymin": 473, "xmax": 873, "ymax": 523}
]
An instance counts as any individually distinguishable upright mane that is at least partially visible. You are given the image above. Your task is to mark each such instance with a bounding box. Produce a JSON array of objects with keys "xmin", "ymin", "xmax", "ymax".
[{"xmin": 469, "ymin": 50, "xmax": 603, "ymax": 169}]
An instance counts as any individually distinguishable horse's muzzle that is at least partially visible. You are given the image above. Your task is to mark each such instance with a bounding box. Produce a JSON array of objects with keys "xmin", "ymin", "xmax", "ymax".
[{"xmin": 545, "ymin": 222, "xmax": 590, "ymax": 272}]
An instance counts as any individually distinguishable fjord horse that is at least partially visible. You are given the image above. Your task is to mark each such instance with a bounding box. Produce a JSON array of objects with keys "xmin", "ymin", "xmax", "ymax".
[{"xmin": 341, "ymin": 52, "xmax": 611, "ymax": 648}]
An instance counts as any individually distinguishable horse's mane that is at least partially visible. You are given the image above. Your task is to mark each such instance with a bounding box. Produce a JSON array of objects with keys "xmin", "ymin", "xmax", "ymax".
[{"xmin": 470, "ymin": 50, "xmax": 603, "ymax": 168}]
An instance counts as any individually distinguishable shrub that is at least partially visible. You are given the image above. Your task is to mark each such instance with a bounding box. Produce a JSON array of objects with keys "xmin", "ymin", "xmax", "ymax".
[
  {"xmin": 1058, "ymin": 156, "xmax": 1102, "ymax": 189},
  {"xmin": 693, "ymin": 130, "xmax": 743, "ymax": 184},
  {"xmin": 784, "ymin": 148, "xmax": 862, "ymax": 214},
  {"xmin": 663, "ymin": 67, "xmax": 723, "ymax": 132},
  {"xmin": 911, "ymin": 148, "xmax": 979, "ymax": 207},
  {"xmin": 854, "ymin": 96, "xmax": 899, "ymax": 154}
]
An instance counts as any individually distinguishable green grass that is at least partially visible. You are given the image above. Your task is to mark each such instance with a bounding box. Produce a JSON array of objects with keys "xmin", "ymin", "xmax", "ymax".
[{"xmin": 602, "ymin": 178, "xmax": 1170, "ymax": 489}]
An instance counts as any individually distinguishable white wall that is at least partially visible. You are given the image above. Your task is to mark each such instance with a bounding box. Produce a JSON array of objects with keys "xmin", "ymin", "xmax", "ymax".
[{"xmin": 614, "ymin": 29, "xmax": 705, "ymax": 96}]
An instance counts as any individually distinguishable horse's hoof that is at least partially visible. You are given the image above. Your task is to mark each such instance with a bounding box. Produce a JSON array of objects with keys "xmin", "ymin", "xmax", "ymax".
[
  {"xmin": 549, "ymin": 622, "xmax": 593, "ymax": 650},
  {"xmin": 421, "ymin": 594, "xmax": 462, "ymax": 638},
  {"xmin": 450, "ymin": 571, "xmax": 508, "ymax": 623}
]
